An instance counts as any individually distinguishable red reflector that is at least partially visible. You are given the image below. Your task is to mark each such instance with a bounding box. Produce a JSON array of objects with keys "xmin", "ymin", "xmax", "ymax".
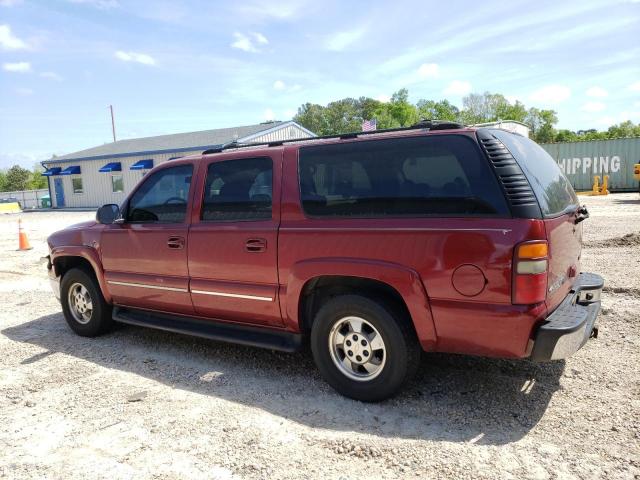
[{"xmin": 513, "ymin": 273, "xmax": 547, "ymax": 305}]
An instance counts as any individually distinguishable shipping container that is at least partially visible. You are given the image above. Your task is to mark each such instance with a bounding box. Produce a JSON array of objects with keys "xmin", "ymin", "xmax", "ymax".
[{"xmin": 541, "ymin": 137, "xmax": 640, "ymax": 192}]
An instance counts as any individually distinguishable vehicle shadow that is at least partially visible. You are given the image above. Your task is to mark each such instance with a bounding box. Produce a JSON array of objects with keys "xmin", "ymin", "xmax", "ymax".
[{"xmin": 2, "ymin": 313, "xmax": 564, "ymax": 446}]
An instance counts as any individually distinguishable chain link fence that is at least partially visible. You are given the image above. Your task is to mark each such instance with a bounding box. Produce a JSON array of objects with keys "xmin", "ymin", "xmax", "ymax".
[{"xmin": 0, "ymin": 189, "xmax": 49, "ymax": 209}]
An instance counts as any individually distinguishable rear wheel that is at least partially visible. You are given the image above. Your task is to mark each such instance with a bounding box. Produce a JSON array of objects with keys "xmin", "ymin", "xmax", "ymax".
[
  {"xmin": 310, "ymin": 294, "xmax": 420, "ymax": 402},
  {"xmin": 60, "ymin": 268, "xmax": 113, "ymax": 337}
]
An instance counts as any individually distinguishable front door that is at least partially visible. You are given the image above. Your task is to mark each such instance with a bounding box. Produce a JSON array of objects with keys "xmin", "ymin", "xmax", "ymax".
[
  {"xmin": 101, "ymin": 163, "xmax": 195, "ymax": 315},
  {"xmin": 54, "ymin": 177, "xmax": 65, "ymax": 207},
  {"xmin": 188, "ymin": 154, "xmax": 283, "ymax": 327}
]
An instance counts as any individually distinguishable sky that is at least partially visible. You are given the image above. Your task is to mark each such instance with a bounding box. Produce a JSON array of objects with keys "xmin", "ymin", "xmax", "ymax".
[{"xmin": 0, "ymin": 0, "xmax": 639, "ymax": 169}]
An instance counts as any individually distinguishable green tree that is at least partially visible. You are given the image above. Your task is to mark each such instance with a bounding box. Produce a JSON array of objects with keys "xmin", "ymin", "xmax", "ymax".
[
  {"xmin": 0, "ymin": 170, "xmax": 7, "ymax": 192},
  {"xmin": 606, "ymin": 120, "xmax": 640, "ymax": 139},
  {"xmin": 416, "ymin": 99, "xmax": 460, "ymax": 122},
  {"xmin": 324, "ymin": 98, "xmax": 362, "ymax": 134},
  {"xmin": 387, "ymin": 89, "xmax": 419, "ymax": 127},
  {"xmin": 554, "ymin": 129, "xmax": 579, "ymax": 142},
  {"xmin": 356, "ymin": 96, "xmax": 383, "ymax": 122},
  {"xmin": 460, "ymin": 92, "xmax": 528, "ymax": 125},
  {"xmin": 527, "ymin": 108, "xmax": 558, "ymax": 143},
  {"xmin": 294, "ymin": 103, "xmax": 330, "ymax": 136},
  {"xmin": 4, "ymin": 165, "xmax": 31, "ymax": 191},
  {"xmin": 495, "ymin": 99, "xmax": 528, "ymax": 123},
  {"xmin": 293, "ymin": 89, "xmax": 639, "ymax": 142},
  {"xmin": 29, "ymin": 163, "xmax": 48, "ymax": 189}
]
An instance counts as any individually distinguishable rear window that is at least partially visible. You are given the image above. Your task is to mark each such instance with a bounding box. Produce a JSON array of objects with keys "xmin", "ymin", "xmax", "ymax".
[
  {"xmin": 491, "ymin": 130, "xmax": 578, "ymax": 217},
  {"xmin": 299, "ymin": 135, "xmax": 509, "ymax": 218}
]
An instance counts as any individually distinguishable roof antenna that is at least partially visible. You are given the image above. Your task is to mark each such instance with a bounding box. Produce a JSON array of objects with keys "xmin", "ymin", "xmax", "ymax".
[{"xmin": 109, "ymin": 105, "xmax": 117, "ymax": 142}]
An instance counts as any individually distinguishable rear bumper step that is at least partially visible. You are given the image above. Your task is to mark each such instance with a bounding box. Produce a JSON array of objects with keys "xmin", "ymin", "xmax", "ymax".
[
  {"xmin": 113, "ymin": 306, "xmax": 303, "ymax": 352},
  {"xmin": 530, "ymin": 272, "xmax": 604, "ymax": 361}
]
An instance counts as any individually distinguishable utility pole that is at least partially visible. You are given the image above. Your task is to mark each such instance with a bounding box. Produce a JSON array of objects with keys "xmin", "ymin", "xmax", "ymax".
[{"xmin": 109, "ymin": 105, "xmax": 117, "ymax": 142}]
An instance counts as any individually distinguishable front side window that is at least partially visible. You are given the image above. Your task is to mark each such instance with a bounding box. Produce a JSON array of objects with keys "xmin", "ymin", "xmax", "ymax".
[
  {"xmin": 72, "ymin": 177, "xmax": 83, "ymax": 194},
  {"xmin": 127, "ymin": 164, "xmax": 193, "ymax": 223},
  {"xmin": 299, "ymin": 135, "xmax": 508, "ymax": 218},
  {"xmin": 202, "ymin": 157, "xmax": 272, "ymax": 222},
  {"xmin": 112, "ymin": 175, "xmax": 124, "ymax": 193}
]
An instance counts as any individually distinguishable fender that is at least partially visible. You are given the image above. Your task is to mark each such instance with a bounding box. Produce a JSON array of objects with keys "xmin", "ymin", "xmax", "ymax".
[
  {"xmin": 283, "ymin": 257, "xmax": 438, "ymax": 350},
  {"xmin": 50, "ymin": 245, "xmax": 112, "ymax": 303}
]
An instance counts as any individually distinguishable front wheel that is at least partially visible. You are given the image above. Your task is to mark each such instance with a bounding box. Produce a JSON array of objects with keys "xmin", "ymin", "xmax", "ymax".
[
  {"xmin": 310, "ymin": 295, "xmax": 420, "ymax": 402},
  {"xmin": 60, "ymin": 268, "xmax": 113, "ymax": 337}
]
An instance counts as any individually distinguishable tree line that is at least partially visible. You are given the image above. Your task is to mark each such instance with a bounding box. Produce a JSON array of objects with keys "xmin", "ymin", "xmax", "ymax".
[
  {"xmin": 0, "ymin": 165, "xmax": 48, "ymax": 193},
  {"xmin": 293, "ymin": 89, "xmax": 640, "ymax": 144}
]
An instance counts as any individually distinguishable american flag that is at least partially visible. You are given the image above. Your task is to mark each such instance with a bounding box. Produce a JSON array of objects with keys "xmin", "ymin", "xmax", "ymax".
[{"xmin": 361, "ymin": 118, "xmax": 377, "ymax": 132}]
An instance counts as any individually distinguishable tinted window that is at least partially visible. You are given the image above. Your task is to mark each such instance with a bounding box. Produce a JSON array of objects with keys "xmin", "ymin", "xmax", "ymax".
[
  {"xmin": 202, "ymin": 157, "xmax": 272, "ymax": 222},
  {"xmin": 127, "ymin": 165, "xmax": 192, "ymax": 223},
  {"xmin": 299, "ymin": 135, "xmax": 508, "ymax": 218},
  {"xmin": 491, "ymin": 130, "xmax": 578, "ymax": 217}
]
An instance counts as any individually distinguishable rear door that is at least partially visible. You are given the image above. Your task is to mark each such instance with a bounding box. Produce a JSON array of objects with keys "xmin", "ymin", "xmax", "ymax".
[
  {"xmin": 491, "ymin": 130, "xmax": 581, "ymax": 311},
  {"xmin": 101, "ymin": 163, "xmax": 195, "ymax": 315},
  {"xmin": 187, "ymin": 153, "xmax": 283, "ymax": 327}
]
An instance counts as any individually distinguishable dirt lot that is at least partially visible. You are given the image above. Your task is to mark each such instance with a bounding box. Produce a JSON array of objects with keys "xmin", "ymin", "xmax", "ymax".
[{"xmin": 1, "ymin": 194, "xmax": 639, "ymax": 479}]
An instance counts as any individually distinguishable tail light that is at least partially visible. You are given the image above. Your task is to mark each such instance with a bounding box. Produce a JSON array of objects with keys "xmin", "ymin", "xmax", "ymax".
[{"xmin": 513, "ymin": 241, "xmax": 548, "ymax": 305}]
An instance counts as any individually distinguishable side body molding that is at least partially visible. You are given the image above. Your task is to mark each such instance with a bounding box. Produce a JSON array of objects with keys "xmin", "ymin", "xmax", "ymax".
[
  {"xmin": 50, "ymin": 246, "xmax": 112, "ymax": 303},
  {"xmin": 283, "ymin": 257, "xmax": 438, "ymax": 350}
]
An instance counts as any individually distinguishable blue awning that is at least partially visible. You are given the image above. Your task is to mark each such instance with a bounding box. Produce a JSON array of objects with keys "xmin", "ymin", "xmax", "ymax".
[
  {"xmin": 131, "ymin": 159, "xmax": 153, "ymax": 170},
  {"xmin": 41, "ymin": 167, "xmax": 62, "ymax": 176},
  {"xmin": 59, "ymin": 166, "xmax": 81, "ymax": 175},
  {"xmin": 99, "ymin": 162, "xmax": 122, "ymax": 173}
]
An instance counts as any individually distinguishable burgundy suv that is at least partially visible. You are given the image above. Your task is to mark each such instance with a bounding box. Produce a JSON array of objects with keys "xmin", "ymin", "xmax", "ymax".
[{"xmin": 47, "ymin": 121, "xmax": 603, "ymax": 401}]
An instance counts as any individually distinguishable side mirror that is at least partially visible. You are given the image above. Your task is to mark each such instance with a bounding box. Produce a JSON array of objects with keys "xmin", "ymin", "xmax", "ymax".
[{"xmin": 96, "ymin": 204, "xmax": 121, "ymax": 224}]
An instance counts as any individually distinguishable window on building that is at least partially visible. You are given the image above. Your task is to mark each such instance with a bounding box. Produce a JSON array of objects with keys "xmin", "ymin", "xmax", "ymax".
[
  {"xmin": 72, "ymin": 177, "xmax": 83, "ymax": 194},
  {"xmin": 127, "ymin": 165, "xmax": 193, "ymax": 223},
  {"xmin": 111, "ymin": 175, "xmax": 124, "ymax": 193},
  {"xmin": 202, "ymin": 157, "xmax": 272, "ymax": 222},
  {"xmin": 298, "ymin": 135, "xmax": 509, "ymax": 218}
]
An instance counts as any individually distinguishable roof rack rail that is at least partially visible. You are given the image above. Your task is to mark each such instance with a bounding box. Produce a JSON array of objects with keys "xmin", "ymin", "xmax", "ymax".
[{"xmin": 201, "ymin": 119, "xmax": 466, "ymax": 155}]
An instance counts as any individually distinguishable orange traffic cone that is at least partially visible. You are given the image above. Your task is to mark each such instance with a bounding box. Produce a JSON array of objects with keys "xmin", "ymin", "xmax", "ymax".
[{"xmin": 18, "ymin": 218, "xmax": 32, "ymax": 251}]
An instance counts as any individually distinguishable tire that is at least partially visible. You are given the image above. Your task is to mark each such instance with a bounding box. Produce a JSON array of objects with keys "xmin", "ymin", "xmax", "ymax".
[
  {"xmin": 310, "ymin": 294, "xmax": 420, "ymax": 402},
  {"xmin": 60, "ymin": 267, "xmax": 113, "ymax": 337}
]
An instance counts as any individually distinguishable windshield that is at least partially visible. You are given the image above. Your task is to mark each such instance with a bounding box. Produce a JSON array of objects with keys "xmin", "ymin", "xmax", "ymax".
[{"xmin": 491, "ymin": 130, "xmax": 578, "ymax": 217}]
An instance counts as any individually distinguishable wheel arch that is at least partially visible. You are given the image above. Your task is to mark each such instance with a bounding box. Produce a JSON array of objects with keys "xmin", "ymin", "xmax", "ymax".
[
  {"xmin": 51, "ymin": 246, "xmax": 112, "ymax": 303},
  {"xmin": 284, "ymin": 258, "xmax": 437, "ymax": 350}
]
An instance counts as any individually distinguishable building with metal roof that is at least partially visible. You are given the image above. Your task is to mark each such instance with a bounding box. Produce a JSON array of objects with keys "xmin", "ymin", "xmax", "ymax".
[{"xmin": 42, "ymin": 120, "xmax": 315, "ymax": 208}]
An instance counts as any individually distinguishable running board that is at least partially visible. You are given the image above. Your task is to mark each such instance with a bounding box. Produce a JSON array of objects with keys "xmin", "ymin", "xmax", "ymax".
[{"xmin": 112, "ymin": 306, "xmax": 303, "ymax": 352}]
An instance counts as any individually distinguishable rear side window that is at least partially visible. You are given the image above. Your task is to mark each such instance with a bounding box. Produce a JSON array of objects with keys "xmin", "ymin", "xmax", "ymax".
[
  {"xmin": 127, "ymin": 164, "xmax": 193, "ymax": 223},
  {"xmin": 299, "ymin": 135, "xmax": 508, "ymax": 218},
  {"xmin": 202, "ymin": 157, "xmax": 272, "ymax": 222},
  {"xmin": 491, "ymin": 130, "xmax": 578, "ymax": 217}
]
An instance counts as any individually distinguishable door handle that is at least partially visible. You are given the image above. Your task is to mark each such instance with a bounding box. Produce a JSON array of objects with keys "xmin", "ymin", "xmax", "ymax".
[
  {"xmin": 245, "ymin": 238, "xmax": 267, "ymax": 253},
  {"xmin": 167, "ymin": 236, "xmax": 185, "ymax": 249}
]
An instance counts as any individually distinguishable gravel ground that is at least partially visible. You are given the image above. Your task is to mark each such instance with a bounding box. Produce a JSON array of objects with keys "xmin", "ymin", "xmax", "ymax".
[{"xmin": 0, "ymin": 194, "xmax": 639, "ymax": 479}]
